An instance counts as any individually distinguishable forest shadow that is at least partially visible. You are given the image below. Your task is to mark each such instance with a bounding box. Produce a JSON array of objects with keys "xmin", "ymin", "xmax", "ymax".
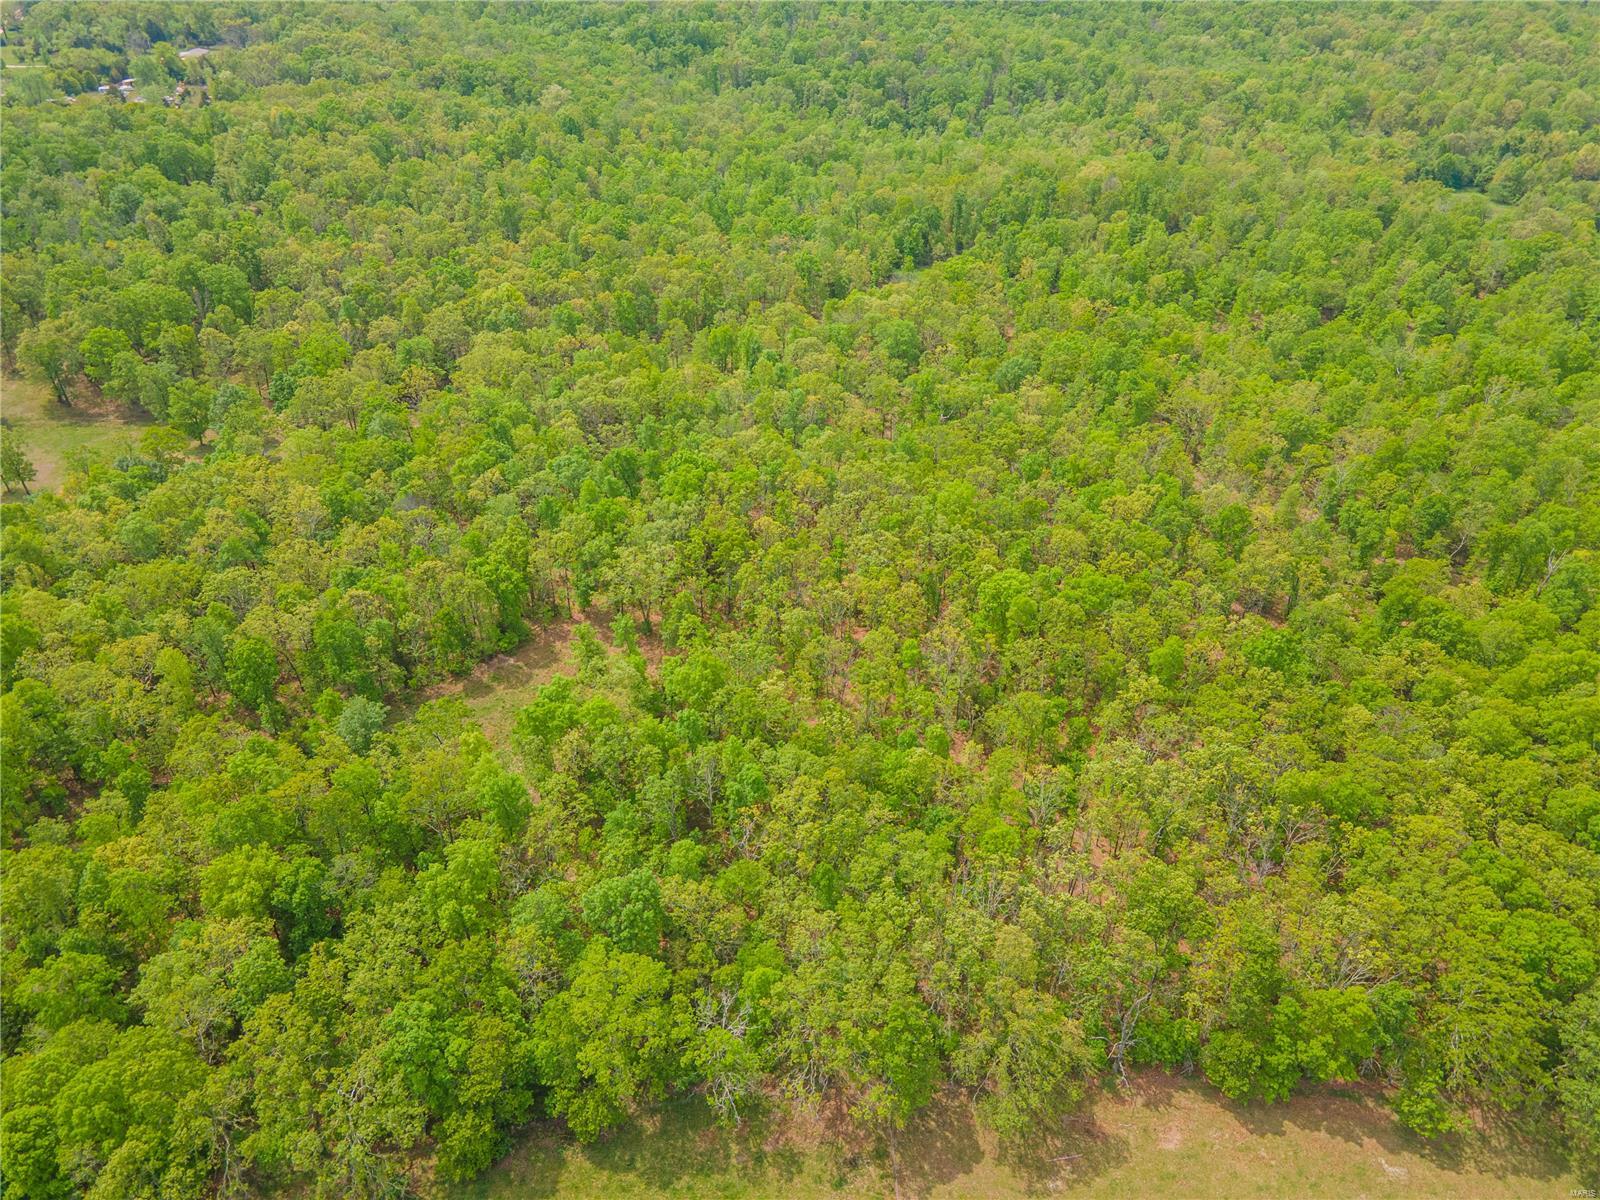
[
  {"xmin": 890, "ymin": 1090, "xmax": 1132, "ymax": 1198},
  {"xmin": 449, "ymin": 1124, "xmax": 567, "ymax": 1199},
  {"xmin": 893, "ymin": 1094, "xmax": 986, "ymax": 1196},
  {"xmin": 634, "ymin": 1104, "xmax": 805, "ymax": 1193},
  {"xmin": 997, "ymin": 1104, "xmax": 1134, "ymax": 1197},
  {"xmin": 551, "ymin": 1099, "xmax": 812, "ymax": 1196}
]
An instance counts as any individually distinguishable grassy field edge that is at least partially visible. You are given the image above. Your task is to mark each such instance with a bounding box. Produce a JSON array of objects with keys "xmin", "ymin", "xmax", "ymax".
[{"xmin": 447, "ymin": 1072, "xmax": 1576, "ymax": 1200}]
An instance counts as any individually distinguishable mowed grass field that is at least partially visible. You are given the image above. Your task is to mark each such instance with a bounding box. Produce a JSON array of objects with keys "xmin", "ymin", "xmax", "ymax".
[
  {"xmin": 447, "ymin": 1075, "xmax": 1576, "ymax": 1200},
  {"xmin": 1, "ymin": 373, "xmax": 149, "ymax": 498}
]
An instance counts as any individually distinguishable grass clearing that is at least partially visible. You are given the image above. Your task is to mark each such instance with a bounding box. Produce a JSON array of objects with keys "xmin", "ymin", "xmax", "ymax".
[
  {"xmin": 447, "ymin": 1075, "xmax": 1574, "ymax": 1200},
  {"xmin": 399, "ymin": 619, "xmax": 586, "ymax": 751},
  {"xmin": 1, "ymin": 373, "xmax": 150, "ymax": 498},
  {"xmin": 396, "ymin": 613, "xmax": 659, "ymax": 756}
]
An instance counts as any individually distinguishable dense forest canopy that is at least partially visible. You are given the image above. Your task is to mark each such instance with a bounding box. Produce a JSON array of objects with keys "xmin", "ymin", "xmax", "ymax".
[{"xmin": 2, "ymin": 3, "xmax": 1599, "ymax": 1197}]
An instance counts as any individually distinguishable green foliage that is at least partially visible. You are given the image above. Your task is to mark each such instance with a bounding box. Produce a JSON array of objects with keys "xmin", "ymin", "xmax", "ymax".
[
  {"xmin": 1558, "ymin": 986, "xmax": 1600, "ymax": 1185},
  {"xmin": 532, "ymin": 939, "xmax": 680, "ymax": 1140},
  {"xmin": 335, "ymin": 695, "xmax": 388, "ymax": 755},
  {"xmin": 0, "ymin": 426, "xmax": 38, "ymax": 495},
  {"xmin": 1, "ymin": 5, "xmax": 1598, "ymax": 1194},
  {"xmin": 225, "ymin": 637, "xmax": 279, "ymax": 724},
  {"xmin": 580, "ymin": 870, "xmax": 665, "ymax": 957}
]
